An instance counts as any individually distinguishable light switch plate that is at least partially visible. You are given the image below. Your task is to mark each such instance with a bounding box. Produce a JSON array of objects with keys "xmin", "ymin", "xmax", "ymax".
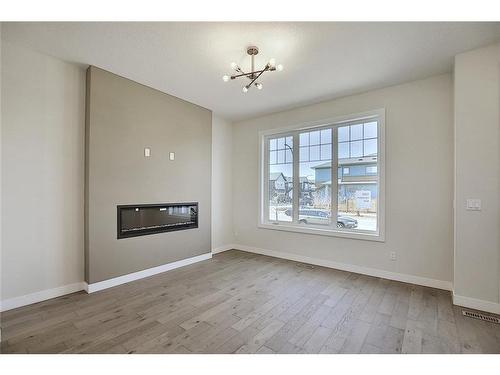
[
  {"xmin": 169, "ymin": 152, "xmax": 175, "ymax": 161},
  {"xmin": 144, "ymin": 147, "xmax": 151, "ymax": 157},
  {"xmin": 466, "ymin": 199, "xmax": 481, "ymax": 211}
]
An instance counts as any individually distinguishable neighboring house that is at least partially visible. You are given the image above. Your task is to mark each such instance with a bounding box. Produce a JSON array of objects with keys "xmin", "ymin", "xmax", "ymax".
[
  {"xmin": 269, "ymin": 172, "xmax": 289, "ymax": 203},
  {"xmin": 299, "ymin": 176, "xmax": 315, "ymax": 193},
  {"xmin": 311, "ymin": 162, "xmax": 332, "ymax": 185},
  {"xmin": 269, "ymin": 173, "xmax": 315, "ymax": 204},
  {"xmin": 311, "ymin": 156, "xmax": 378, "ymax": 212},
  {"xmin": 285, "ymin": 176, "xmax": 315, "ymax": 205}
]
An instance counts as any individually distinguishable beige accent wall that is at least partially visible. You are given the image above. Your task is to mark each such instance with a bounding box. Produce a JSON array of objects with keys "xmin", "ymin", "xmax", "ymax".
[
  {"xmin": 232, "ymin": 74, "xmax": 454, "ymax": 284},
  {"xmin": 454, "ymin": 43, "xmax": 500, "ymax": 306},
  {"xmin": 85, "ymin": 66, "xmax": 212, "ymax": 284},
  {"xmin": 1, "ymin": 41, "xmax": 85, "ymax": 300}
]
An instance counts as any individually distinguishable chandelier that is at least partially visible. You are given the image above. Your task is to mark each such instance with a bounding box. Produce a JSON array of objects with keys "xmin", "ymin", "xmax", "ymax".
[{"xmin": 222, "ymin": 46, "xmax": 283, "ymax": 93}]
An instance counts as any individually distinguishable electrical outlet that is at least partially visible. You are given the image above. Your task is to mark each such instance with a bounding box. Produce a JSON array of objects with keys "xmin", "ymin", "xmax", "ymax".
[
  {"xmin": 466, "ymin": 198, "xmax": 481, "ymax": 211},
  {"xmin": 390, "ymin": 251, "xmax": 397, "ymax": 261}
]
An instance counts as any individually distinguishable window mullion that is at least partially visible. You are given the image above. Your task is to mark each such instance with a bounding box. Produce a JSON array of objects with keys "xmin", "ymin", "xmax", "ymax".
[{"xmin": 292, "ymin": 132, "xmax": 300, "ymax": 224}]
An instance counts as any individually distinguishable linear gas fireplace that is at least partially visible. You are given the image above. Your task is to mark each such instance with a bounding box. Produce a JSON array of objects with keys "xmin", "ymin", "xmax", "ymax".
[{"xmin": 117, "ymin": 202, "xmax": 198, "ymax": 239}]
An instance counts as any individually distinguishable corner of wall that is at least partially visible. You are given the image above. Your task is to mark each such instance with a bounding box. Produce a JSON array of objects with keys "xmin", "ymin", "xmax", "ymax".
[
  {"xmin": 211, "ymin": 113, "xmax": 235, "ymax": 252},
  {"xmin": 84, "ymin": 66, "xmax": 91, "ymax": 283}
]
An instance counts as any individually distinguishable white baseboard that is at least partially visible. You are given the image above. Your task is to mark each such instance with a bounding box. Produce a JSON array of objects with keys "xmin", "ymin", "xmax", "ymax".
[
  {"xmin": 212, "ymin": 244, "xmax": 237, "ymax": 254},
  {"xmin": 231, "ymin": 244, "xmax": 453, "ymax": 291},
  {"xmin": 0, "ymin": 253, "xmax": 213, "ymax": 312},
  {"xmin": 452, "ymin": 293, "xmax": 500, "ymax": 315},
  {"xmin": 0, "ymin": 282, "xmax": 86, "ymax": 312},
  {"xmin": 85, "ymin": 252, "xmax": 212, "ymax": 293}
]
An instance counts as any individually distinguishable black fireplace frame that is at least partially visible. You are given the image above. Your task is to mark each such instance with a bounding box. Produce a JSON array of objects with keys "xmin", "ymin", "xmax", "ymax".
[{"xmin": 117, "ymin": 202, "xmax": 199, "ymax": 239}]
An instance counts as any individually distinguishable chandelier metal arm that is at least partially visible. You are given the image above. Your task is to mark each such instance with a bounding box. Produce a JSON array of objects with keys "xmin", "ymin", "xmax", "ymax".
[
  {"xmin": 246, "ymin": 66, "xmax": 269, "ymax": 88},
  {"xmin": 231, "ymin": 68, "xmax": 268, "ymax": 80}
]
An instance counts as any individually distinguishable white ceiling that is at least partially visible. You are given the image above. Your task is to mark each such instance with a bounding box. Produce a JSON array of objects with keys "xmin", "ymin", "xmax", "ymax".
[{"xmin": 3, "ymin": 22, "xmax": 500, "ymax": 121}]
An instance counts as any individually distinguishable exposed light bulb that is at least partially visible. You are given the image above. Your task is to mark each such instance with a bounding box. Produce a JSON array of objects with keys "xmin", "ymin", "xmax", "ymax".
[
  {"xmin": 269, "ymin": 58, "xmax": 276, "ymax": 67},
  {"xmin": 222, "ymin": 75, "xmax": 230, "ymax": 82},
  {"xmin": 242, "ymin": 86, "xmax": 249, "ymax": 93},
  {"xmin": 230, "ymin": 62, "xmax": 238, "ymax": 70},
  {"xmin": 255, "ymin": 82, "xmax": 263, "ymax": 90},
  {"xmin": 277, "ymin": 64, "xmax": 284, "ymax": 72}
]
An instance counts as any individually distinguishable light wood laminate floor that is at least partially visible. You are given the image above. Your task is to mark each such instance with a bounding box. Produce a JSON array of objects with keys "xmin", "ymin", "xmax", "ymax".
[{"xmin": 1, "ymin": 250, "xmax": 500, "ymax": 354}]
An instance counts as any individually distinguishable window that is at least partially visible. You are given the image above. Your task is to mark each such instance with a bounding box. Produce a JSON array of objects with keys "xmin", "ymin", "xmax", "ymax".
[{"xmin": 260, "ymin": 110, "xmax": 384, "ymax": 241}]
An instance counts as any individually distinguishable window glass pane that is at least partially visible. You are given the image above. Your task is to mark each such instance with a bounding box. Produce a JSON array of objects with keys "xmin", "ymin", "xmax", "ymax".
[
  {"xmin": 336, "ymin": 130, "xmax": 378, "ymax": 233},
  {"xmin": 300, "ymin": 133, "xmax": 309, "ymax": 146},
  {"xmin": 310, "ymin": 131, "xmax": 320, "ymax": 145},
  {"xmin": 320, "ymin": 144, "xmax": 331, "ymax": 160},
  {"xmin": 277, "ymin": 149, "xmax": 285, "ymax": 164},
  {"xmin": 321, "ymin": 129, "xmax": 332, "ymax": 144},
  {"xmin": 350, "ymin": 124, "xmax": 363, "ymax": 141},
  {"xmin": 337, "ymin": 184, "xmax": 377, "ymax": 232},
  {"xmin": 338, "ymin": 142, "xmax": 349, "ymax": 159},
  {"xmin": 299, "ymin": 128, "xmax": 331, "ymax": 226},
  {"xmin": 364, "ymin": 121, "xmax": 377, "ymax": 139},
  {"xmin": 269, "ymin": 151, "xmax": 277, "ymax": 164},
  {"xmin": 270, "ymin": 138, "xmax": 277, "ymax": 151},
  {"xmin": 364, "ymin": 138, "xmax": 377, "ymax": 156},
  {"xmin": 338, "ymin": 126, "xmax": 349, "ymax": 142},
  {"xmin": 277, "ymin": 137, "xmax": 285, "ymax": 149},
  {"xmin": 310, "ymin": 145, "xmax": 320, "ymax": 161},
  {"xmin": 269, "ymin": 135, "xmax": 293, "ymax": 222},
  {"xmin": 350, "ymin": 140, "xmax": 363, "ymax": 157},
  {"xmin": 299, "ymin": 159, "xmax": 331, "ymax": 226},
  {"xmin": 299, "ymin": 146, "xmax": 309, "ymax": 162}
]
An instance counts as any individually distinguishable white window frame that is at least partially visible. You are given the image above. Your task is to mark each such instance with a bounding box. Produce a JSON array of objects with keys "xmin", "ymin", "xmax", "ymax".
[{"xmin": 258, "ymin": 109, "xmax": 385, "ymax": 242}]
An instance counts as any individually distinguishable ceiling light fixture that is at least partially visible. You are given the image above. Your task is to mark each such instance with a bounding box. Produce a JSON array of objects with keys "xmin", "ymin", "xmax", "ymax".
[{"xmin": 222, "ymin": 46, "xmax": 283, "ymax": 93}]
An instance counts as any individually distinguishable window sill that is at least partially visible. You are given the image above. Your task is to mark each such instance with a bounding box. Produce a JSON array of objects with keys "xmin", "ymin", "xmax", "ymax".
[{"xmin": 257, "ymin": 222, "xmax": 385, "ymax": 242}]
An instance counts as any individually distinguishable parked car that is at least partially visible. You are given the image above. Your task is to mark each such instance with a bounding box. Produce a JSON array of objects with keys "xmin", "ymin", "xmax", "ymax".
[{"xmin": 284, "ymin": 209, "xmax": 358, "ymax": 228}]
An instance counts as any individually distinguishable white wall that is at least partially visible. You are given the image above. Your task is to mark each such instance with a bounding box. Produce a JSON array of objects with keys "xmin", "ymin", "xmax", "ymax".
[
  {"xmin": 232, "ymin": 74, "xmax": 454, "ymax": 286},
  {"xmin": 1, "ymin": 42, "xmax": 85, "ymax": 303},
  {"xmin": 212, "ymin": 114, "xmax": 234, "ymax": 251},
  {"xmin": 453, "ymin": 43, "xmax": 500, "ymax": 311}
]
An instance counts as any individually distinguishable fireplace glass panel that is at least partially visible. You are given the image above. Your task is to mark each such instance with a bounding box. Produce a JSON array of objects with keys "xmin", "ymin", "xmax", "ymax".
[{"xmin": 118, "ymin": 203, "xmax": 198, "ymax": 238}]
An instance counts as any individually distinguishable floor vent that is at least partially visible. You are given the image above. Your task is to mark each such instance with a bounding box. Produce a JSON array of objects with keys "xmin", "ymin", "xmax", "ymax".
[{"xmin": 462, "ymin": 310, "xmax": 500, "ymax": 324}]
